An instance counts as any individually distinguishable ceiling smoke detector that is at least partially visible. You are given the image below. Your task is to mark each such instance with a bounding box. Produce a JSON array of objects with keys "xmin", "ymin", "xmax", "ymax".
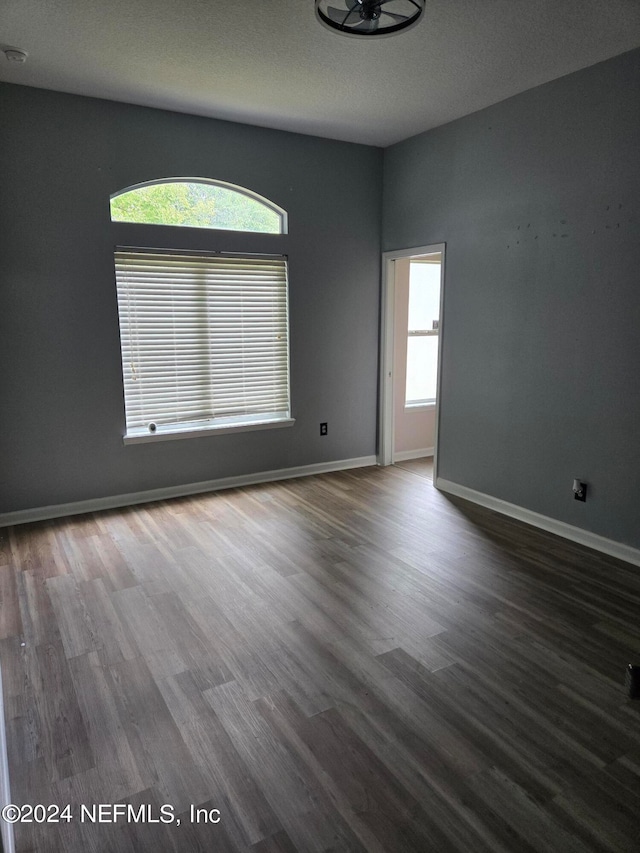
[
  {"xmin": 4, "ymin": 48, "xmax": 28, "ymax": 63},
  {"xmin": 315, "ymin": 0, "xmax": 425, "ymax": 38}
]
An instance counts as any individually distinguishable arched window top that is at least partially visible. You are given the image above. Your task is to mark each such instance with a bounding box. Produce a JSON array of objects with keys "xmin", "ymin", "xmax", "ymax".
[{"xmin": 110, "ymin": 178, "xmax": 287, "ymax": 234}]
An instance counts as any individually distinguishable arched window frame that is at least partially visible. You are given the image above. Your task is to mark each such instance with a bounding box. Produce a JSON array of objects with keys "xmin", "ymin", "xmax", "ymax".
[
  {"xmin": 110, "ymin": 177, "xmax": 288, "ymax": 234},
  {"xmin": 110, "ymin": 178, "xmax": 292, "ymax": 444}
]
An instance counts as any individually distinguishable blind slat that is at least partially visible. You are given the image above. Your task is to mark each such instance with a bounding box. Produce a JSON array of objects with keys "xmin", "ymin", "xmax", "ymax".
[{"xmin": 115, "ymin": 250, "xmax": 290, "ymax": 431}]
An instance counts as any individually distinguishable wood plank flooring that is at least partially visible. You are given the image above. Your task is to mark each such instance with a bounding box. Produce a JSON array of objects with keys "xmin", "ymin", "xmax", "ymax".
[
  {"xmin": 393, "ymin": 457, "xmax": 434, "ymax": 481},
  {"xmin": 1, "ymin": 465, "xmax": 639, "ymax": 852}
]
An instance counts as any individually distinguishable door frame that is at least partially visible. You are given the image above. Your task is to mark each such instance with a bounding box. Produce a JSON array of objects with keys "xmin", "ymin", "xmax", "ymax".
[{"xmin": 378, "ymin": 243, "xmax": 446, "ymax": 482}]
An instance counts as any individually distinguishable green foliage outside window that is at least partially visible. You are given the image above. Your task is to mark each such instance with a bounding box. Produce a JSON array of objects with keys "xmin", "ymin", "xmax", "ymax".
[{"xmin": 110, "ymin": 182, "xmax": 282, "ymax": 233}]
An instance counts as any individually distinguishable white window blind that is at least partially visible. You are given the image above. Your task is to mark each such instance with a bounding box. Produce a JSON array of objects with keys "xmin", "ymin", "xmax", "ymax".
[{"xmin": 115, "ymin": 249, "xmax": 290, "ymax": 438}]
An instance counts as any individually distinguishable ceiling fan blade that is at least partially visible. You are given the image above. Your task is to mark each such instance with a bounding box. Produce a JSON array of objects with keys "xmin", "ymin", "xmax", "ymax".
[
  {"xmin": 352, "ymin": 17, "xmax": 380, "ymax": 32},
  {"xmin": 325, "ymin": 4, "xmax": 362, "ymax": 26},
  {"xmin": 379, "ymin": 10, "xmax": 411, "ymax": 23},
  {"xmin": 378, "ymin": 0, "xmax": 423, "ymax": 11}
]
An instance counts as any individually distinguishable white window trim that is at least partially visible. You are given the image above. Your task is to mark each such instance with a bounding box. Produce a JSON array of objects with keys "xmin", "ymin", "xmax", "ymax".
[
  {"xmin": 123, "ymin": 416, "xmax": 295, "ymax": 445},
  {"xmin": 404, "ymin": 401, "xmax": 436, "ymax": 411},
  {"xmin": 110, "ymin": 177, "xmax": 288, "ymax": 234},
  {"xmin": 111, "ymin": 179, "xmax": 292, "ymax": 445},
  {"xmin": 404, "ymin": 268, "xmax": 440, "ymax": 409}
]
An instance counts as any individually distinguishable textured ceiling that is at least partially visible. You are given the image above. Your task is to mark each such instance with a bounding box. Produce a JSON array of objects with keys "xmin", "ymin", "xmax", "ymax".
[{"xmin": 2, "ymin": 0, "xmax": 640, "ymax": 146}]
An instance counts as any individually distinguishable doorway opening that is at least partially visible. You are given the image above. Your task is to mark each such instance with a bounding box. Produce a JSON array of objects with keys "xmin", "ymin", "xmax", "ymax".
[{"xmin": 378, "ymin": 243, "xmax": 445, "ymax": 483}]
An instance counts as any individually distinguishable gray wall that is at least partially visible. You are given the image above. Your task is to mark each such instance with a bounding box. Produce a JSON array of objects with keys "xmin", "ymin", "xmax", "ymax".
[
  {"xmin": 384, "ymin": 48, "xmax": 640, "ymax": 549},
  {"xmin": 0, "ymin": 85, "xmax": 382, "ymax": 513}
]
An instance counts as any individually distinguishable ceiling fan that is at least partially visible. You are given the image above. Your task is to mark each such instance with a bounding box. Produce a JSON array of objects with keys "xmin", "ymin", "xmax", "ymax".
[{"xmin": 315, "ymin": 0, "xmax": 426, "ymax": 37}]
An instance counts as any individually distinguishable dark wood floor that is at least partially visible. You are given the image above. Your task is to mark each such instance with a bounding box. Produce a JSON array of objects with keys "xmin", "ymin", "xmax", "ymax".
[
  {"xmin": 394, "ymin": 457, "xmax": 434, "ymax": 481},
  {"xmin": 1, "ymin": 465, "xmax": 640, "ymax": 852}
]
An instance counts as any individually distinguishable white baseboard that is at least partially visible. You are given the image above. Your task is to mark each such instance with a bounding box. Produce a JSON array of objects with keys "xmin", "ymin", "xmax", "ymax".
[
  {"xmin": 0, "ymin": 666, "xmax": 15, "ymax": 853},
  {"xmin": 436, "ymin": 477, "xmax": 640, "ymax": 568},
  {"xmin": 0, "ymin": 456, "xmax": 378, "ymax": 529},
  {"xmin": 393, "ymin": 447, "xmax": 434, "ymax": 462}
]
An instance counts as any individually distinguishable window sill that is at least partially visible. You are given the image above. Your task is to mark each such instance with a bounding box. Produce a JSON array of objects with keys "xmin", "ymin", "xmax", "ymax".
[
  {"xmin": 404, "ymin": 402, "xmax": 436, "ymax": 412},
  {"xmin": 123, "ymin": 417, "xmax": 295, "ymax": 445}
]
